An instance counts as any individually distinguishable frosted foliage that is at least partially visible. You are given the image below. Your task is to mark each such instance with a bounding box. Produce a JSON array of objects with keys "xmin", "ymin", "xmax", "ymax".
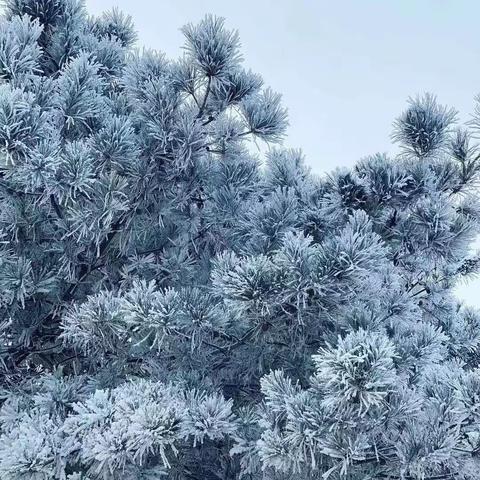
[{"xmin": 0, "ymin": 1, "xmax": 479, "ymax": 479}]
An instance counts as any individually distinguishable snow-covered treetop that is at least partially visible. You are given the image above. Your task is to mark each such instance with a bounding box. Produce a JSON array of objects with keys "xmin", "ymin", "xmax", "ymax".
[{"xmin": 0, "ymin": 1, "xmax": 479, "ymax": 479}]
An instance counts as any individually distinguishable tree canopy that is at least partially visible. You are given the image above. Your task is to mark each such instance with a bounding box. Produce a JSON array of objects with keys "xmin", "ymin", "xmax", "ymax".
[{"xmin": 0, "ymin": 1, "xmax": 479, "ymax": 479}]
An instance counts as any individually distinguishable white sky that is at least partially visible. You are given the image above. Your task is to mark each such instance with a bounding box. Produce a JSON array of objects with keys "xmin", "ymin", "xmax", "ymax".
[{"xmin": 85, "ymin": 0, "xmax": 480, "ymax": 305}]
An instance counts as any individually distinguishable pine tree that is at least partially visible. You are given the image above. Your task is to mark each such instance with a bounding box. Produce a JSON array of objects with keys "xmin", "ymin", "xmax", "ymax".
[{"xmin": 0, "ymin": 2, "xmax": 480, "ymax": 480}]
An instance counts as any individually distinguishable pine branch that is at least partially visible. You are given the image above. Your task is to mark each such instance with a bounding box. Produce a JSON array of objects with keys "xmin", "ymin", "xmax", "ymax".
[
  {"xmin": 197, "ymin": 75, "xmax": 212, "ymax": 118},
  {"xmin": 49, "ymin": 193, "xmax": 64, "ymax": 220}
]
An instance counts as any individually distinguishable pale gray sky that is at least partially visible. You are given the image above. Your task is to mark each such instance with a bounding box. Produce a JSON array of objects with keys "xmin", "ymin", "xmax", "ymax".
[{"xmin": 86, "ymin": 0, "xmax": 480, "ymax": 305}]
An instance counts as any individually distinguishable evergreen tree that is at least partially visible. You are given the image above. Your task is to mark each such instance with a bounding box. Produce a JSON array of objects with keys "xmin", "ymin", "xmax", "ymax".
[{"xmin": 0, "ymin": 2, "xmax": 479, "ymax": 479}]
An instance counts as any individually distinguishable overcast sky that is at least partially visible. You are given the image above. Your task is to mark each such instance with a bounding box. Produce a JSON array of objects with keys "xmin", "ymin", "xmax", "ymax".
[{"xmin": 86, "ymin": 0, "xmax": 480, "ymax": 305}]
